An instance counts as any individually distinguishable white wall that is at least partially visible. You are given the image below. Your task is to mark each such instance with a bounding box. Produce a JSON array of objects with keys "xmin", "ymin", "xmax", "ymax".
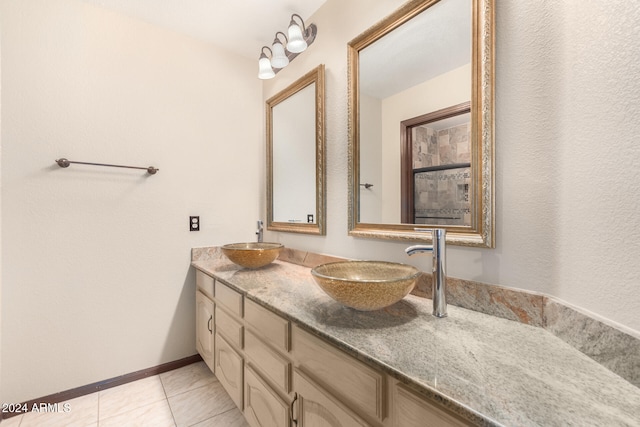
[
  {"xmin": 0, "ymin": 0, "xmax": 262, "ymax": 404},
  {"xmin": 263, "ymin": 0, "xmax": 640, "ymax": 333}
]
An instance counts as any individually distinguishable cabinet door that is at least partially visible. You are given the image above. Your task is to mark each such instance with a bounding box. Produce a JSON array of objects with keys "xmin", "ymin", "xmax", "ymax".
[
  {"xmin": 196, "ymin": 290, "xmax": 215, "ymax": 372},
  {"xmin": 215, "ymin": 333, "xmax": 244, "ymax": 410},
  {"xmin": 293, "ymin": 370, "xmax": 368, "ymax": 427},
  {"xmin": 244, "ymin": 365, "xmax": 289, "ymax": 427}
]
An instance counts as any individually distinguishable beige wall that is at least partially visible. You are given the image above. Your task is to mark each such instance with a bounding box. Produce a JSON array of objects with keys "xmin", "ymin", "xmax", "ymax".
[
  {"xmin": 0, "ymin": 0, "xmax": 262, "ymax": 403},
  {"xmin": 263, "ymin": 0, "xmax": 640, "ymax": 334}
]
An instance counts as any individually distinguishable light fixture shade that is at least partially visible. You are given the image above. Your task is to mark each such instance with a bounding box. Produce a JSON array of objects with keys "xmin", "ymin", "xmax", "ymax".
[
  {"xmin": 258, "ymin": 56, "xmax": 275, "ymax": 79},
  {"xmin": 287, "ymin": 22, "xmax": 307, "ymax": 53},
  {"xmin": 271, "ymin": 41, "xmax": 289, "ymax": 69}
]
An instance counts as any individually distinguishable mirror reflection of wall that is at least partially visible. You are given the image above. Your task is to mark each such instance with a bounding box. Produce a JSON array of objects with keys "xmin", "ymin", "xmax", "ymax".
[
  {"xmin": 267, "ymin": 64, "xmax": 325, "ymax": 235},
  {"xmin": 358, "ymin": 0, "xmax": 471, "ymax": 225},
  {"xmin": 272, "ymin": 83, "xmax": 316, "ymax": 224}
]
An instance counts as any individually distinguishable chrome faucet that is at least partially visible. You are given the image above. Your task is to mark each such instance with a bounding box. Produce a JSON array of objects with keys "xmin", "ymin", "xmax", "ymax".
[
  {"xmin": 405, "ymin": 229, "xmax": 447, "ymax": 318},
  {"xmin": 256, "ymin": 220, "xmax": 264, "ymax": 243}
]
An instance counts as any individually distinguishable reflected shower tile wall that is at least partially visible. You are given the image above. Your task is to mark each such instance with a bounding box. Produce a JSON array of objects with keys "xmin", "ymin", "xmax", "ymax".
[{"xmin": 413, "ymin": 123, "xmax": 470, "ymax": 168}]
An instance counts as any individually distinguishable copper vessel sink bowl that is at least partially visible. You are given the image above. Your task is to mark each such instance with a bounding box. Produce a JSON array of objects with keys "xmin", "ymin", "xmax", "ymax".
[
  {"xmin": 310, "ymin": 261, "xmax": 421, "ymax": 311},
  {"xmin": 221, "ymin": 242, "xmax": 283, "ymax": 269}
]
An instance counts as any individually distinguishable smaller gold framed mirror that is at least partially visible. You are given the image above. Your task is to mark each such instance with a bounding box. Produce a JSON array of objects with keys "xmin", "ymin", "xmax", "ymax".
[{"xmin": 267, "ymin": 65, "xmax": 326, "ymax": 235}]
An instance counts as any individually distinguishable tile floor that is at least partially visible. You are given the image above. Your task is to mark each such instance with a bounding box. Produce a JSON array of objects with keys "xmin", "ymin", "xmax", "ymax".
[{"xmin": 2, "ymin": 362, "xmax": 249, "ymax": 427}]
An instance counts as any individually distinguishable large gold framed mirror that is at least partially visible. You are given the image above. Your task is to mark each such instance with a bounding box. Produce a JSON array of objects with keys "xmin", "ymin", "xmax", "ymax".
[
  {"xmin": 348, "ymin": 0, "xmax": 494, "ymax": 247},
  {"xmin": 267, "ymin": 65, "xmax": 326, "ymax": 235}
]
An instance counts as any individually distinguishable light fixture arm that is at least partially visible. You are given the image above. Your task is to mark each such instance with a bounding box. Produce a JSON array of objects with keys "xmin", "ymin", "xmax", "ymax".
[
  {"xmin": 289, "ymin": 14, "xmax": 307, "ymax": 33},
  {"xmin": 259, "ymin": 46, "xmax": 273, "ymax": 60},
  {"xmin": 273, "ymin": 31, "xmax": 288, "ymax": 46}
]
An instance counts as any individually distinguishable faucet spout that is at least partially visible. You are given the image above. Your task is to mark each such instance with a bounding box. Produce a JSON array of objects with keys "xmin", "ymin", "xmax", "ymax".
[
  {"xmin": 405, "ymin": 245, "xmax": 434, "ymax": 256},
  {"xmin": 406, "ymin": 229, "xmax": 447, "ymax": 318}
]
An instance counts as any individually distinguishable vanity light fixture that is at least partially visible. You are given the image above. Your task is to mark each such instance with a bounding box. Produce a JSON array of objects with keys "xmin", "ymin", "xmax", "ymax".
[{"xmin": 257, "ymin": 13, "xmax": 317, "ymax": 79}]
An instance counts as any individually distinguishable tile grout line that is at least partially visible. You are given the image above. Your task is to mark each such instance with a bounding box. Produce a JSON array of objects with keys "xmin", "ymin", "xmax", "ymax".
[
  {"xmin": 96, "ymin": 390, "xmax": 101, "ymax": 427},
  {"xmin": 158, "ymin": 374, "xmax": 178, "ymax": 427}
]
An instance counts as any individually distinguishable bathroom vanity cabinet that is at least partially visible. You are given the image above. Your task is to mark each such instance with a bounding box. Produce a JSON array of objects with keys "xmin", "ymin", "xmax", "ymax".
[
  {"xmin": 192, "ymin": 251, "xmax": 640, "ymax": 426},
  {"xmin": 195, "ymin": 269, "xmax": 470, "ymax": 427}
]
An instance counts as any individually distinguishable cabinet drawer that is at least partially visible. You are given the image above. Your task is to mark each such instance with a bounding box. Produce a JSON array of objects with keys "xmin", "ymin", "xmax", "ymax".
[
  {"xmin": 215, "ymin": 306, "xmax": 243, "ymax": 349},
  {"xmin": 244, "ymin": 365, "xmax": 289, "ymax": 427},
  {"xmin": 292, "ymin": 325, "xmax": 385, "ymax": 422},
  {"xmin": 215, "ymin": 281, "xmax": 243, "ymax": 317},
  {"xmin": 245, "ymin": 299, "xmax": 289, "ymax": 352},
  {"xmin": 245, "ymin": 329, "xmax": 291, "ymax": 393},
  {"xmin": 394, "ymin": 383, "xmax": 471, "ymax": 427},
  {"xmin": 215, "ymin": 333, "xmax": 243, "ymax": 410},
  {"xmin": 196, "ymin": 270, "xmax": 214, "ymax": 300}
]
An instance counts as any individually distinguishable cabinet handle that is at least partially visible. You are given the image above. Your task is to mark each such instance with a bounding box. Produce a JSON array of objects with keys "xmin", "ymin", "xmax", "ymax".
[
  {"xmin": 207, "ymin": 315, "xmax": 213, "ymax": 333},
  {"xmin": 290, "ymin": 392, "xmax": 298, "ymax": 425}
]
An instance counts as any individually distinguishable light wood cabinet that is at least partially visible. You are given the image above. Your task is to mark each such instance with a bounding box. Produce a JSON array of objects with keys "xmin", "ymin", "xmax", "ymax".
[
  {"xmin": 196, "ymin": 270, "xmax": 214, "ymax": 300},
  {"xmin": 215, "ymin": 332, "xmax": 244, "ymax": 409},
  {"xmin": 245, "ymin": 299, "xmax": 290, "ymax": 352},
  {"xmin": 293, "ymin": 369, "xmax": 368, "ymax": 427},
  {"xmin": 245, "ymin": 329, "xmax": 291, "ymax": 393},
  {"xmin": 215, "ymin": 280, "xmax": 244, "ymax": 317},
  {"xmin": 393, "ymin": 383, "xmax": 471, "ymax": 427},
  {"xmin": 244, "ymin": 365, "xmax": 290, "ymax": 427},
  {"xmin": 216, "ymin": 305, "xmax": 244, "ymax": 349},
  {"xmin": 195, "ymin": 290, "xmax": 215, "ymax": 372},
  {"xmin": 292, "ymin": 324, "xmax": 385, "ymax": 423}
]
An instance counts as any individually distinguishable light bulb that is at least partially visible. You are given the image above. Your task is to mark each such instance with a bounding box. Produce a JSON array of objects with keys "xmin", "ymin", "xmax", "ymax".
[
  {"xmin": 258, "ymin": 56, "xmax": 275, "ymax": 79},
  {"xmin": 271, "ymin": 40, "xmax": 289, "ymax": 69},
  {"xmin": 286, "ymin": 21, "xmax": 307, "ymax": 53}
]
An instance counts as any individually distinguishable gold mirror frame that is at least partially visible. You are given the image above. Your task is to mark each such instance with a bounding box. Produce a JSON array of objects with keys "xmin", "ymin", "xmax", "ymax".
[
  {"xmin": 347, "ymin": 0, "xmax": 494, "ymax": 247},
  {"xmin": 267, "ymin": 65, "xmax": 326, "ymax": 235}
]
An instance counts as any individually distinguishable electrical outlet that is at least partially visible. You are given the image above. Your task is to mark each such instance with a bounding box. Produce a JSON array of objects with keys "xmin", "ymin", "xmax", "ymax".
[{"xmin": 190, "ymin": 216, "xmax": 200, "ymax": 231}]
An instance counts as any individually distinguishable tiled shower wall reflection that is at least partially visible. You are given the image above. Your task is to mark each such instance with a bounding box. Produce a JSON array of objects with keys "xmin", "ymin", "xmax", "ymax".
[
  {"xmin": 412, "ymin": 123, "xmax": 471, "ymax": 225},
  {"xmin": 412, "ymin": 123, "xmax": 470, "ymax": 168}
]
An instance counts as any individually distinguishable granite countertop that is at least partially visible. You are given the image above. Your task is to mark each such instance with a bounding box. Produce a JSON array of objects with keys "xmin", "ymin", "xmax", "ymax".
[{"xmin": 191, "ymin": 256, "xmax": 640, "ymax": 427}]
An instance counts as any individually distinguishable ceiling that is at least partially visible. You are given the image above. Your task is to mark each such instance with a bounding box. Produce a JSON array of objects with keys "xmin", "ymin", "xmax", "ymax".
[
  {"xmin": 81, "ymin": 0, "xmax": 327, "ymax": 60},
  {"xmin": 359, "ymin": 0, "xmax": 471, "ymax": 99}
]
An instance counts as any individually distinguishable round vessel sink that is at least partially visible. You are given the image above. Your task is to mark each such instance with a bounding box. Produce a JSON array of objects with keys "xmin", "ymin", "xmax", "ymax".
[
  {"xmin": 310, "ymin": 261, "xmax": 421, "ymax": 311},
  {"xmin": 221, "ymin": 242, "xmax": 283, "ymax": 269}
]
